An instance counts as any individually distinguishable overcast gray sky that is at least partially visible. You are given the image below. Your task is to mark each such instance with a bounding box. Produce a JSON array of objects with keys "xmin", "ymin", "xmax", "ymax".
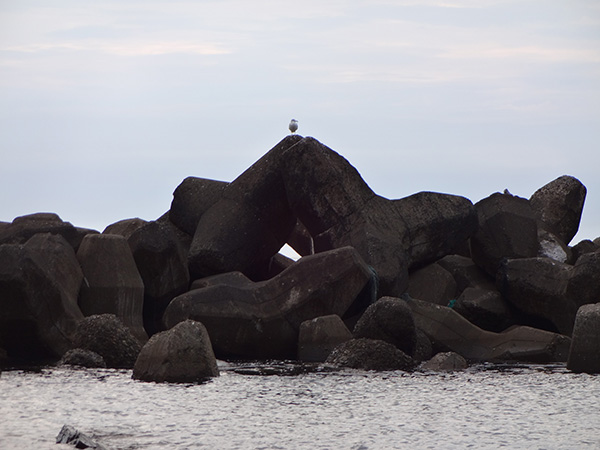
[{"xmin": 1, "ymin": 0, "xmax": 599, "ymax": 246}]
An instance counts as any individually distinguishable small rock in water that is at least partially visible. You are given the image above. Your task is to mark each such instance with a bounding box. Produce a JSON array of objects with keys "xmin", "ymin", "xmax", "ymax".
[{"xmin": 56, "ymin": 424, "xmax": 108, "ymax": 449}]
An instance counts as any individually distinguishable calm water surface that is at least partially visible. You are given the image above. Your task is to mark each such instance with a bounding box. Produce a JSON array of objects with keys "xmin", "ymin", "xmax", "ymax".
[{"xmin": 0, "ymin": 362, "xmax": 599, "ymax": 449}]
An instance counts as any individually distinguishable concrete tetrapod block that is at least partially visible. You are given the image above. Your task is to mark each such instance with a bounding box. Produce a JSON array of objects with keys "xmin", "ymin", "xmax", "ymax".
[
  {"xmin": 406, "ymin": 297, "xmax": 571, "ymax": 363},
  {"xmin": 567, "ymin": 303, "xmax": 600, "ymax": 373},
  {"xmin": 164, "ymin": 246, "xmax": 376, "ymax": 360},
  {"xmin": 133, "ymin": 319, "xmax": 219, "ymax": 383},
  {"xmin": 0, "ymin": 239, "xmax": 84, "ymax": 362},
  {"xmin": 76, "ymin": 234, "xmax": 148, "ymax": 344},
  {"xmin": 297, "ymin": 315, "xmax": 353, "ymax": 362}
]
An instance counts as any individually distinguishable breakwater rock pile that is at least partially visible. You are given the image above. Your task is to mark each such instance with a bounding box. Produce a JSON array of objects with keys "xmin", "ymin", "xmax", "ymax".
[{"xmin": 1, "ymin": 135, "xmax": 599, "ymax": 378}]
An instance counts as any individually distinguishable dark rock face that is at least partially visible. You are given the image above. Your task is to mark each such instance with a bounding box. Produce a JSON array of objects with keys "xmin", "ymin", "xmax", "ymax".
[
  {"xmin": 566, "ymin": 251, "xmax": 600, "ymax": 308},
  {"xmin": 437, "ymin": 255, "xmax": 496, "ymax": 293},
  {"xmin": 169, "ymin": 177, "xmax": 228, "ymax": 236},
  {"xmin": 133, "ymin": 319, "xmax": 218, "ymax": 383},
  {"xmin": 393, "ymin": 191, "xmax": 477, "ymax": 269},
  {"xmin": 103, "ymin": 217, "xmax": 148, "ymax": 239},
  {"xmin": 530, "ymin": 175, "xmax": 586, "ymax": 245},
  {"xmin": 453, "ymin": 287, "xmax": 514, "ymax": 332},
  {"xmin": 567, "ymin": 303, "xmax": 600, "ymax": 373},
  {"xmin": 76, "ymin": 234, "xmax": 148, "ymax": 344},
  {"xmin": 165, "ymin": 247, "xmax": 375, "ymax": 359},
  {"xmin": 0, "ymin": 238, "xmax": 84, "ymax": 362},
  {"xmin": 420, "ymin": 351, "xmax": 468, "ymax": 372},
  {"xmin": 58, "ymin": 348, "xmax": 106, "ymax": 368},
  {"xmin": 407, "ymin": 297, "xmax": 571, "ymax": 362},
  {"xmin": 297, "ymin": 315, "xmax": 353, "ymax": 362},
  {"xmin": 326, "ymin": 338, "xmax": 416, "ymax": 371},
  {"xmin": 127, "ymin": 221, "xmax": 190, "ymax": 336},
  {"xmin": 496, "ymin": 257, "xmax": 575, "ymax": 335},
  {"xmin": 188, "ymin": 135, "xmax": 302, "ymax": 280},
  {"xmin": 56, "ymin": 424, "xmax": 108, "ymax": 450},
  {"xmin": 71, "ymin": 314, "xmax": 141, "ymax": 369},
  {"xmin": 188, "ymin": 136, "xmax": 477, "ymax": 297},
  {"xmin": 353, "ymin": 296, "xmax": 417, "ymax": 357},
  {"xmin": 470, "ymin": 193, "xmax": 539, "ymax": 276},
  {"xmin": 408, "ymin": 263, "xmax": 457, "ymax": 306},
  {"xmin": 569, "ymin": 239, "xmax": 598, "ymax": 264},
  {"xmin": 0, "ymin": 212, "xmax": 96, "ymax": 251}
]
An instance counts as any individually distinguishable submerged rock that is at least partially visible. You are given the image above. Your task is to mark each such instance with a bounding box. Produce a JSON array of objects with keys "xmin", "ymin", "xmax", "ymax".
[
  {"xmin": 326, "ymin": 338, "xmax": 416, "ymax": 371},
  {"xmin": 56, "ymin": 424, "xmax": 107, "ymax": 450},
  {"xmin": 58, "ymin": 349, "xmax": 107, "ymax": 368},
  {"xmin": 420, "ymin": 352, "xmax": 468, "ymax": 372}
]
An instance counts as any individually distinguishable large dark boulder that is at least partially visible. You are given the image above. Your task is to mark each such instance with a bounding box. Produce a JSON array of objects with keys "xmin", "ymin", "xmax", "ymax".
[
  {"xmin": 470, "ymin": 193, "xmax": 539, "ymax": 276},
  {"xmin": 76, "ymin": 234, "xmax": 148, "ymax": 344},
  {"xmin": 169, "ymin": 177, "xmax": 228, "ymax": 236},
  {"xmin": 393, "ymin": 191, "xmax": 477, "ymax": 268},
  {"xmin": 188, "ymin": 135, "xmax": 302, "ymax": 280},
  {"xmin": 0, "ymin": 238, "xmax": 84, "ymax": 363},
  {"xmin": 133, "ymin": 319, "xmax": 219, "ymax": 383},
  {"xmin": 165, "ymin": 246, "xmax": 376, "ymax": 359},
  {"xmin": 353, "ymin": 296, "xmax": 417, "ymax": 357},
  {"xmin": 496, "ymin": 257, "xmax": 575, "ymax": 335},
  {"xmin": 71, "ymin": 314, "xmax": 141, "ymax": 369},
  {"xmin": 103, "ymin": 217, "xmax": 148, "ymax": 239},
  {"xmin": 0, "ymin": 212, "xmax": 97, "ymax": 251},
  {"xmin": 407, "ymin": 262, "xmax": 457, "ymax": 306},
  {"xmin": 566, "ymin": 251, "xmax": 600, "ymax": 308},
  {"xmin": 127, "ymin": 221, "xmax": 190, "ymax": 335},
  {"xmin": 530, "ymin": 175, "xmax": 586, "ymax": 245},
  {"xmin": 453, "ymin": 287, "xmax": 514, "ymax": 332},
  {"xmin": 406, "ymin": 297, "xmax": 570, "ymax": 362},
  {"xmin": 297, "ymin": 315, "xmax": 353, "ymax": 362},
  {"xmin": 567, "ymin": 303, "xmax": 600, "ymax": 373},
  {"xmin": 437, "ymin": 254, "xmax": 496, "ymax": 293},
  {"xmin": 325, "ymin": 338, "xmax": 416, "ymax": 371}
]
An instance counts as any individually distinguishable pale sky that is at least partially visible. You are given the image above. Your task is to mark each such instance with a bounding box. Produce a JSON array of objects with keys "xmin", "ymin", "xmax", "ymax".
[{"xmin": 1, "ymin": 0, "xmax": 599, "ymax": 245}]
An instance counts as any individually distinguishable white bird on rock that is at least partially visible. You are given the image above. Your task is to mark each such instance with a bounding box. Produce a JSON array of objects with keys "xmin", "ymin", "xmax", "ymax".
[{"xmin": 289, "ymin": 119, "xmax": 298, "ymax": 134}]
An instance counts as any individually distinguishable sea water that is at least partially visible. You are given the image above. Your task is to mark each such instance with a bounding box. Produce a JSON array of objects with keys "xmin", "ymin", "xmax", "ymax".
[{"xmin": 0, "ymin": 362, "xmax": 599, "ymax": 449}]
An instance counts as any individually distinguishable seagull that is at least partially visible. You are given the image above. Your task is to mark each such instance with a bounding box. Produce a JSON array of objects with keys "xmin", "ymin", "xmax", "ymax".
[{"xmin": 289, "ymin": 119, "xmax": 298, "ymax": 134}]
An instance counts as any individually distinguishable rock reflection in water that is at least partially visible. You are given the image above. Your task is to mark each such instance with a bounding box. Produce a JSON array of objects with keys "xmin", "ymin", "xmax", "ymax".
[{"xmin": 0, "ymin": 363, "xmax": 598, "ymax": 449}]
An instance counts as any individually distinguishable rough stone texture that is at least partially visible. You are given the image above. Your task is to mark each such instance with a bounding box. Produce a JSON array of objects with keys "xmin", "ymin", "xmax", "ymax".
[
  {"xmin": 76, "ymin": 234, "xmax": 148, "ymax": 344},
  {"xmin": 325, "ymin": 338, "xmax": 416, "ymax": 371},
  {"xmin": 58, "ymin": 348, "xmax": 106, "ymax": 368},
  {"xmin": 470, "ymin": 193, "xmax": 539, "ymax": 276},
  {"xmin": 133, "ymin": 319, "xmax": 219, "ymax": 383},
  {"xmin": 530, "ymin": 175, "xmax": 586, "ymax": 245},
  {"xmin": 103, "ymin": 217, "xmax": 148, "ymax": 239},
  {"xmin": 189, "ymin": 136, "xmax": 477, "ymax": 297},
  {"xmin": 0, "ymin": 212, "xmax": 97, "ymax": 251},
  {"xmin": 353, "ymin": 296, "xmax": 417, "ymax": 357},
  {"xmin": 420, "ymin": 351, "xmax": 468, "ymax": 372},
  {"xmin": 165, "ymin": 247, "xmax": 376, "ymax": 360},
  {"xmin": 407, "ymin": 263, "xmax": 457, "ymax": 305},
  {"xmin": 188, "ymin": 135, "xmax": 302, "ymax": 280},
  {"xmin": 287, "ymin": 219, "xmax": 314, "ymax": 257},
  {"xmin": 71, "ymin": 314, "xmax": 141, "ymax": 369},
  {"xmin": 566, "ymin": 251, "xmax": 600, "ymax": 308},
  {"xmin": 496, "ymin": 257, "xmax": 575, "ymax": 335},
  {"xmin": 567, "ymin": 303, "xmax": 600, "ymax": 373},
  {"xmin": 56, "ymin": 424, "xmax": 108, "ymax": 450},
  {"xmin": 0, "ymin": 239, "xmax": 84, "ymax": 362},
  {"xmin": 392, "ymin": 191, "xmax": 478, "ymax": 269},
  {"xmin": 169, "ymin": 177, "xmax": 228, "ymax": 236},
  {"xmin": 413, "ymin": 328, "xmax": 433, "ymax": 362},
  {"xmin": 127, "ymin": 221, "xmax": 190, "ymax": 335},
  {"xmin": 437, "ymin": 255, "xmax": 497, "ymax": 293},
  {"xmin": 297, "ymin": 315, "xmax": 353, "ymax": 362},
  {"xmin": 453, "ymin": 287, "xmax": 514, "ymax": 332},
  {"xmin": 569, "ymin": 240, "xmax": 598, "ymax": 264},
  {"xmin": 406, "ymin": 297, "xmax": 571, "ymax": 363}
]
